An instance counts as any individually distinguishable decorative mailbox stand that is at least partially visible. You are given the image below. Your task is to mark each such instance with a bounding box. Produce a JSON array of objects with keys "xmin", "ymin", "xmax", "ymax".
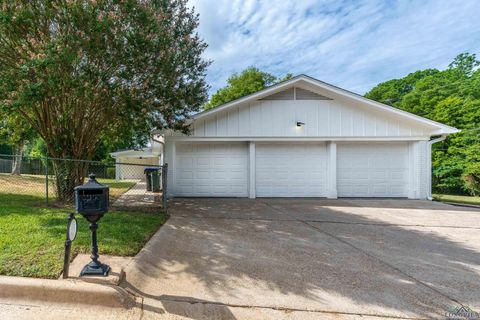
[{"xmin": 74, "ymin": 174, "xmax": 110, "ymax": 276}]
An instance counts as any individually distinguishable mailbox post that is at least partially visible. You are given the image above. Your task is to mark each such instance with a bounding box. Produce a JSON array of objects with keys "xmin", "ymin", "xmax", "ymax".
[{"xmin": 74, "ymin": 174, "xmax": 110, "ymax": 276}]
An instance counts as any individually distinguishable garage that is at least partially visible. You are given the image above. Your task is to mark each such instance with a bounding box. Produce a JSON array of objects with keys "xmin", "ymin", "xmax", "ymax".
[
  {"xmin": 255, "ymin": 143, "xmax": 327, "ymax": 197},
  {"xmin": 163, "ymin": 75, "xmax": 458, "ymax": 199},
  {"xmin": 337, "ymin": 143, "xmax": 409, "ymax": 197},
  {"xmin": 175, "ymin": 142, "xmax": 248, "ymax": 197}
]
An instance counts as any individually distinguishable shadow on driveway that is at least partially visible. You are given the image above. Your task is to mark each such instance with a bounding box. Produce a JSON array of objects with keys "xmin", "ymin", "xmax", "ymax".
[{"xmin": 122, "ymin": 198, "xmax": 480, "ymax": 319}]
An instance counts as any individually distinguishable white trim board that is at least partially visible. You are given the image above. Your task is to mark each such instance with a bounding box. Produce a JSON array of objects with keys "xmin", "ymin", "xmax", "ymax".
[{"xmin": 165, "ymin": 136, "xmax": 431, "ymax": 142}]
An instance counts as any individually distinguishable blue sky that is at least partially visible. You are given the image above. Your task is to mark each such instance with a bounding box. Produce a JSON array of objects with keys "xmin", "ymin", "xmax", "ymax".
[{"xmin": 188, "ymin": 0, "xmax": 480, "ymax": 96}]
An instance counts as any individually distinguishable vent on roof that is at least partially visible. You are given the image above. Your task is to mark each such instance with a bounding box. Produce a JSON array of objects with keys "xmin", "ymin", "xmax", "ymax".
[
  {"xmin": 295, "ymin": 88, "xmax": 332, "ymax": 100},
  {"xmin": 260, "ymin": 88, "xmax": 294, "ymax": 100},
  {"xmin": 260, "ymin": 87, "xmax": 332, "ymax": 100}
]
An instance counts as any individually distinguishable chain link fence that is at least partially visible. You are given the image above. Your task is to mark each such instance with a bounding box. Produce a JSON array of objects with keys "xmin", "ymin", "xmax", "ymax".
[{"xmin": 0, "ymin": 154, "xmax": 167, "ymax": 211}]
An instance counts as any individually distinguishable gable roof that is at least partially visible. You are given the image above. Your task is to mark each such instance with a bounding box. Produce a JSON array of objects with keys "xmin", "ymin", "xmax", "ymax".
[{"xmin": 194, "ymin": 74, "xmax": 459, "ymax": 134}]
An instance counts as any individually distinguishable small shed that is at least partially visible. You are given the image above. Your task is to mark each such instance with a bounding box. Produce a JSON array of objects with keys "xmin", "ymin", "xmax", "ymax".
[{"xmin": 110, "ymin": 148, "xmax": 161, "ymax": 180}]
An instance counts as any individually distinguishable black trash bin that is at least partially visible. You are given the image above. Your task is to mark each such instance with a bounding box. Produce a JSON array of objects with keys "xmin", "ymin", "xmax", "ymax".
[
  {"xmin": 144, "ymin": 168, "xmax": 159, "ymax": 191},
  {"xmin": 151, "ymin": 170, "xmax": 161, "ymax": 192}
]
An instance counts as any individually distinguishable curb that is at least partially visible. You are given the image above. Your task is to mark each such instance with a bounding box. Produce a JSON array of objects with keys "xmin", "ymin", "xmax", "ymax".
[
  {"xmin": 0, "ymin": 276, "xmax": 137, "ymax": 308},
  {"xmin": 439, "ymin": 201, "xmax": 480, "ymax": 209},
  {"xmin": 62, "ymin": 254, "xmax": 132, "ymax": 287}
]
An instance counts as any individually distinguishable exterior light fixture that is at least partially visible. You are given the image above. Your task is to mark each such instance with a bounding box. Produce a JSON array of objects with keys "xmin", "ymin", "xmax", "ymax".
[{"xmin": 296, "ymin": 121, "xmax": 305, "ymax": 127}]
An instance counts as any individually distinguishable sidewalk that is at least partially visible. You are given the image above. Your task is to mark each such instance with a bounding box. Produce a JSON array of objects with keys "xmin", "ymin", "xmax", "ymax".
[{"xmin": 112, "ymin": 181, "xmax": 162, "ymax": 208}]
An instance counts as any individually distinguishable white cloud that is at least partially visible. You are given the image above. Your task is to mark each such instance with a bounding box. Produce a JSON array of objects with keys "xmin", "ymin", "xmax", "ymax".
[{"xmin": 189, "ymin": 0, "xmax": 480, "ymax": 95}]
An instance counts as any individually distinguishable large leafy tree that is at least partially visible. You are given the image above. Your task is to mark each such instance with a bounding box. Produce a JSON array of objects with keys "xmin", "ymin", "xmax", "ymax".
[
  {"xmin": 0, "ymin": 113, "xmax": 36, "ymax": 174},
  {"xmin": 205, "ymin": 67, "xmax": 292, "ymax": 109},
  {"xmin": 0, "ymin": 0, "xmax": 209, "ymax": 200},
  {"xmin": 366, "ymin": 53, "xmax": 480, "ymax": 195}
]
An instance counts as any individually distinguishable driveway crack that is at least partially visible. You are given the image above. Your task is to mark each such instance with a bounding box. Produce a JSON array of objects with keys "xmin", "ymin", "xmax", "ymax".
[
  {"xmin": 173, "ymin": 215, "xmax": 480, "ymax": 229},
  {"xmin": 155, "ymin": 296, "xmax": 427, "ymax": 319}
]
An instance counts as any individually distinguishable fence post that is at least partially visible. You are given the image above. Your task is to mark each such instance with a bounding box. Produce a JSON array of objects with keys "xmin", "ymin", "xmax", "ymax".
[
  {"xmin": 45, "ymin": 158, "xmax": 49, "ymax": 205},
  {"xmin": 162, "ymin": 163, "xmax": 168, "ymax": 213}
]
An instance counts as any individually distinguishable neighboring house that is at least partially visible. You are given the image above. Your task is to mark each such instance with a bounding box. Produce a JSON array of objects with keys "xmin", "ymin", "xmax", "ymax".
[
  {"xmin": 110, "ymin": 136, "xmax": 163, "ymax": 180},
  {"xmin": 160, "ymin": 75, "xmax": 458, "ymax": 199}
]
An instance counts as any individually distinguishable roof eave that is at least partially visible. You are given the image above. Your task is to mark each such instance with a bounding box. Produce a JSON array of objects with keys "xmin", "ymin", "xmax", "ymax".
[{"xmin": 110, "ymin": 148, "xmax": 154, "ymax": 158}]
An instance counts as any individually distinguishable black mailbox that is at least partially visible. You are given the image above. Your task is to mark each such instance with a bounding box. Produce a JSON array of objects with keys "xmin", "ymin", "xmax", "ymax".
[
  {"xmin": 75, "ymin": 174, "xmax": 109, "ymax": 221},
  {"xmin": 74, "ymin": 174, "xmax": 110, "ymax": 276}
]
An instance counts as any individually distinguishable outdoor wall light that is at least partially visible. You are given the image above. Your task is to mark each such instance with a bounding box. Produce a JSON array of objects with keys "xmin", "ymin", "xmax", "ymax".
[{"xmin": 296, "ymin": 121, "xmax": 305, "ymax": 127}]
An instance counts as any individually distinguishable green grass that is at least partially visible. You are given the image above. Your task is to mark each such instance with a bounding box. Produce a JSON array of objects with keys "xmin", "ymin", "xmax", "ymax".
[
  {"xmin": 97, "ymin": 178, "xmax": 136, "ymax": 200},
  {"xmin": 433, "ymin": 194, "xmax": 480, "ymax": 206},
  {"xmin": 0, "ymin": 193, "xmax": 166, "ymax": 278},
  {"xmin": 0, "ymin": 173, "xmax": 135, "ymax": 201}
]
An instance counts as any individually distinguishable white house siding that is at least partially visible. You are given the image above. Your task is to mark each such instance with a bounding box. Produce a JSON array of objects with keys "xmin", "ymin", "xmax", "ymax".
[
  {"xmin": 193, "ymin": 99, "xmax": 435, "ymax": 138},
  {"xmin": 416, "ymin": 140, "xmax": 430, "ymax": 199}
]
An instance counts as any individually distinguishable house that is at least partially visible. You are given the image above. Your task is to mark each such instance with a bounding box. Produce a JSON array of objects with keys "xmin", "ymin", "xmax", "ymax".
[
  {"xmin": 159, "ymin": 75, "xmax": 458, "ymax": 199},
  {"xmin": 110, "ymin": 136, "xmax": 163, "ymax": 180}
]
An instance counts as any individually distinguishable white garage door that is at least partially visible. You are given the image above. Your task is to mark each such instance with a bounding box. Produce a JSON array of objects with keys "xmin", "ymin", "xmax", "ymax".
[
  {"xmin": 337, "ymin": 143, "xmax": 409, "ymax": 197},
  {"xmin": 175, "ymin": 142, "xmax": 248, "ymax": 197},
  {"xmin": 256, "ymin": 143, "xmax": 327, "ymax": 197}
]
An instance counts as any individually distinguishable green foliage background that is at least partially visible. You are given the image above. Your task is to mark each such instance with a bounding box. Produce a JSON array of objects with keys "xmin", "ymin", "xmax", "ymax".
[
  {"xmin": 205, "ymin": 67, "xmax": 292, "ymax": 110},
  {"xmin": 366, "ymin": 53, "xmax": 480, "ymax": 195}
]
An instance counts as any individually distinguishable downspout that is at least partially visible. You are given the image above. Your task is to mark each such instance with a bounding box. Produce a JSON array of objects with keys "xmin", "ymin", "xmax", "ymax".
[
  {"xmin": 151, "ymin": 133, "xmax": 166, "ymax": 194},
  {"xmin": 427, "ymin": 135, "xmax": 447, "ymax": 200},
  {"xmin": 151, "ymin": 134, "xmax": 165, "ymax": 165}
]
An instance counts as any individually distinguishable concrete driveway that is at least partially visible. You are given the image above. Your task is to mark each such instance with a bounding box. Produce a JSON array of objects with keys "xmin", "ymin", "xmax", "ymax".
[{"xmin": 124, "ymin": 198, "xmax": 480, "ymax": 319}]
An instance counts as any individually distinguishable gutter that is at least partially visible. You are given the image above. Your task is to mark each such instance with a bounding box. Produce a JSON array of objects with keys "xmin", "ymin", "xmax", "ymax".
[
  {"xmin": 427, "ymin": 135, "xmax": 447, "ymax": 200},
  {"xmin": 151, "ymin": 134, "xmax": 165, "ymax": 150}
]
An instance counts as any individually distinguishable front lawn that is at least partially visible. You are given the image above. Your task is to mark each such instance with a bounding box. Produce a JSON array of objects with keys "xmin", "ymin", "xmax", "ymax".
[
  {"xmin": 433, "ymin": 194, "xmax": 480, "ymax": 206},
  {"xmin": 0, "ymin": 193, "xmax": 166, "ymax": 278}
]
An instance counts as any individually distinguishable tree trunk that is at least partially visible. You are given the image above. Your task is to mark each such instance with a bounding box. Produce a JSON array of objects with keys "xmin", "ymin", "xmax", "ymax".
[
  {"xmin": 11, "ymin": 142, "xmax": 24, "ymax": 175},
  {"xmin": 52, "ymin": 159, "xmax": 89, "ymax": 203}
]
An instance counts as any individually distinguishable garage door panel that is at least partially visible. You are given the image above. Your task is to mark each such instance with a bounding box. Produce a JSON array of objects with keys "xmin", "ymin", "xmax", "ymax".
[
  {"xmin": 389, "ymin": 186, "xmax": 405, "ymax": 195},
  {"xmin": 256, "ymin": 143, "xmax": 327, "ymax": 197},
  {"xmin": 390, "ymin": 171, "xmax": 404, "ymax": 180},
  {"xmin": 175, "ymin": 142, "xmax": 248, "ymax": 197},
  {"xmin": 178, "ymin": 170, "xmax": 194, "ymax": 179},
  {"xmin": 178, "ymin": 186, "xmax": 193, "ymax": 194},
  {"xmin": 338, "ymin": 143, "xmax": 409, "ymax": 197},
  {"xmin": 372, "ymin": 171, "xmax": 387, "ymax": 180},
  {"xmin": 372, "ymin": 185, "xmax": 388, "ymax": 194},
  {"xmin": 176, "ymin": 143, "xmax": 193, "ymax": 153},
  {"xmin": 179, "ymin": 157, "xmax": 193, "ymax": 167},
  {"xmin": 196, "ymin": 158, "xmax": 210, "ymax": 168},
  {"xmin": 196, "ymin": 170, "xmax": 210, "ymax": 179}
]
